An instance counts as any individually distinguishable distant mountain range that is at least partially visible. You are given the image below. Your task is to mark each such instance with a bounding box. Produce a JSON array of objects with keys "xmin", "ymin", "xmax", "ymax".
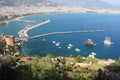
[
  {"xmin": 50, "ymin": 0, "xmax": 113, "ymax": 9},
  {"xmin": 0, "ymin": 0, "xmax": 119, "ymax": 9},
  {"xmin": 0, "ymin": 0, "xmax": 58, "ymax": 7}
]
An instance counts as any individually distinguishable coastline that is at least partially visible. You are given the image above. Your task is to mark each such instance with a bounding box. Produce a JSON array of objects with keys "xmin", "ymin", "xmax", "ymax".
[{"xmin": 1, "ymin": 5, "xmax": 120, "ymax": 25}]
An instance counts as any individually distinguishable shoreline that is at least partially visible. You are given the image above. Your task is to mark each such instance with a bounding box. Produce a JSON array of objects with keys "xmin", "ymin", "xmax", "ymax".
[
  {"xmin": 1, "ymin": 7, "xmax": 120, "ymax": 25},
  {"xmin": 1, "ymin": 11, "xmax": 120, "ymax": 26}
]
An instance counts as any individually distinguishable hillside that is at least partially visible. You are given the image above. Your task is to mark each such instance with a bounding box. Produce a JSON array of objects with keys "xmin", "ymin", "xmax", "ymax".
[
  {"xmin": 0, "ymin": 0, "xmax": 113, "ymax": 9},
  {"xmin": 50, "ymin": 0, "xmax": 112, "ymax": 9},
  {"xmin": 0, "ymin": 0, "xmax": 57, "ymax": 7},
  {"xmin": 0, "ymin": 54, "xmax": 120, "ymax": 80}
]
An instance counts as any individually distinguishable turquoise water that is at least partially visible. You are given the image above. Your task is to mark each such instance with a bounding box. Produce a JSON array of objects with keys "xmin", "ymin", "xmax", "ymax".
[{"xmin": 0, "ymin": 13, "xmax": 120, "ymax": 59}]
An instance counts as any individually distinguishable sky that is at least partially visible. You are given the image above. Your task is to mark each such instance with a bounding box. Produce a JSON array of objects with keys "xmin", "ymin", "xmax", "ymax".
[
  {"xmin": 102, "ymin": 0, "xmax": 120, "ymax": 6},
  {"xmin": 50, "ymin": 0, "xmax": 120, "ymax": 6}
]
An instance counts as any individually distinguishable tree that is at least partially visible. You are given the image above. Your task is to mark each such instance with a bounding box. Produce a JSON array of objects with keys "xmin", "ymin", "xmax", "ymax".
[
  {"xmin": 75, "ymin": 55, "xmax": 83, "ymax": 63},
  {"xmin": 46, "ymin": 54, "xmax": 55, "ymax": 58},
  {"xmin": 7, "ymin": 45, "xmax": 18, "ymax": 55},
  {"xmin": 16, "ymin": 57, "xmax": 60, "ymax": 80},
  {"xmin": 115, "ymin": 57, "xmax": 120, "ymax": 66},
  {"xmin": 0, "ymin": 35, "xmax": 5, "ymax": 55}
]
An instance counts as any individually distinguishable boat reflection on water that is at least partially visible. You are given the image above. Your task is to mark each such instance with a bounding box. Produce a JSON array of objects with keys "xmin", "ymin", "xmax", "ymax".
[{"xmin": 84, "ymin": 38, "xmax": 96, "ymax": 46}]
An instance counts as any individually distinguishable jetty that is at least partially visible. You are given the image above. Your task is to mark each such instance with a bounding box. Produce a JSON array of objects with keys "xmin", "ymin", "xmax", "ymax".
[
  {"xmin": 18, "ymin": 19, "xmax": 50, "ymax": 41},
  {"xmin": 30, "ymin": 30, "xmax": 105, "ymax": 39}
]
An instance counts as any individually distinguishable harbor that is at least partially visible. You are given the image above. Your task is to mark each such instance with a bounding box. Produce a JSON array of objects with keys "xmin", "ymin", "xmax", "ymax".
[
  {"xmin": 18, "ymin": 19, "xmax": 50, "ymax": 41},
  {"xmin": 0, "ymin": 13, "xmax": 119, "ymax": 59}
]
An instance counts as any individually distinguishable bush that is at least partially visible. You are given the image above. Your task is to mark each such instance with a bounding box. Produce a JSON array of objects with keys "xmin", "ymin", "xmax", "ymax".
[
  {"xmin": 46, "ymin": 54, "xmax": 55, "ymax": 58},
  {"xmin": 75, "ymin": 55, "xmax": 84, "ymax": 63}
]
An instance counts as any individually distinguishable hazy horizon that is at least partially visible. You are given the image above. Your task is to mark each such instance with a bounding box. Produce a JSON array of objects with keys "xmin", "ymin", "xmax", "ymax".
[{"xmin": 50, "ymin": 0, "xmax": 120, "ymax": 6}]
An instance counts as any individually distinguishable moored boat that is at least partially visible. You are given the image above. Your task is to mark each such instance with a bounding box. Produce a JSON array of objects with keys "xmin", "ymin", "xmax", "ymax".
[
  {"xmin": 84, "ymin": 38, "xmax": 96, "ymax": 46},
  {"xmin": 104, "ymin": 37, "xmax": 112, "ymax": 45},
  {"xmin": 75, "ymin": 48, "xmax": 80, "ymax": 52}
]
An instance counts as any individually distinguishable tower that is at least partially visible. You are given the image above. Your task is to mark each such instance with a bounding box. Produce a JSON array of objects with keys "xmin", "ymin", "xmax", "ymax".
[{"xmin": 4, "ymin": 35, "xmax": 15, "ymax": 46}]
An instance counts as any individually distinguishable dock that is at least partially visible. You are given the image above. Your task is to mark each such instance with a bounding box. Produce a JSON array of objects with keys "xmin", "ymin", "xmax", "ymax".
[
  {"xmin": 30, "ymin": 30, "xmax": 105, "ymax": 39},
  {"xmin": 18, "ymin": 19, "xmax": 50, "ymax": 41}
]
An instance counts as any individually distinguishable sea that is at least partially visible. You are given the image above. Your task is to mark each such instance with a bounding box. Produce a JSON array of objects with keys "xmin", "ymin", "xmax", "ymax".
[{"xmin": 0, "ymin": 13, "xmax": 120, "ymax": 59}]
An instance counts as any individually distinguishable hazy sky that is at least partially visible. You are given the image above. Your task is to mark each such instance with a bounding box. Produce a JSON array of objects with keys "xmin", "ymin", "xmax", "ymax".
[
  {"xmin": 50, "ymin": 0, "xmax": 120, "ymax": 6},
  {"xmin": 102, "ymin": 0, "xmax": 120, "ymax": 6}
]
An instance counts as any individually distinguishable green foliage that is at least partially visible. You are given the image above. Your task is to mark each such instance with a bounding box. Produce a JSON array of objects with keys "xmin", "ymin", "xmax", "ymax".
[
  {"xmin": 0, "ymin": 35, "xmax": 5, "ymax": 54},
  {"xmin": 6, "ymin": 56, "xmax": 20, "ymax": 63},
  {"xmin": 64, "ymin": 64, "xmax": 73, "ymax": 71},
  {"xmin": 46, "ymin": 54, "xmax": 55, "ymax": 58},
  {"xmin": 75, "ymin": 55, "xmax": 84, "ymax": 63},
  {"xmin": 0, "ymin": 36, "xmax": 5, "ymax": 47},
  {"xmin": 0, "ymin": 54, "xmax": 120, "ymax": 80},
  {"xmin": 16, "ymin": 57, "xmax": 60, "ymax": 80},
  {"xmin": 86, "ymin": 57, "xmax": 98, "ymax": 64},
  {"xmin": 69, "ymin": 54, "xmax": 73, "ymax": 57},
  {"xmin": 7, "ymin": 45, "xmax": 18, "ymax": 54},
  {"xmin": 115, "ymin": 57, "xmax": 120, "ymax": 66},
  {"xmin": 72, "ymin": 67, "xmax": 96, "ymax": 80},
  {"xmin": 0, "ymin": 16, "xmax": 8, "ymax": 21}
]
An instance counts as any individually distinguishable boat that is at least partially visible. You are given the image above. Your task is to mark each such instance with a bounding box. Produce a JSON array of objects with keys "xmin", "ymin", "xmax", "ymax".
[
  {"xmin": 67, "ymin": 46, "xmax": 71, "ymax": 49},
  {"xmin": 84, "ymin": 38, "xmax": 96, "ymax": 46},
  {"xmin": 91, "ymin": 52, "xmax": 96, "ymax": 56},
  {"xmin": 52, "ymin": 41, "xmax": 56, "ymax": 44},
  {"xmin": 56, "ymin": 42, "xmax": 60, "ymax": 46},
  {"xmin": 68, "ymin": 44, "xmax": 73, "ymax": 47},
  {"xmin": 67, "ymin": 43, "xmax": 73, "ymax": 49},
  {"xmin": 59, "ymin": 47, "xmax": 61, "ymax": 48},
  {"xmin": 104, "ymin": 37, "xmax": 112, "ymax": 45},
  {"xmin": 75, "ymin": 48, "xmax": 80, "ymax": 52},
  {"xmin": 42, "ymin": 38, "xmax": 46, "ymax": 41}
]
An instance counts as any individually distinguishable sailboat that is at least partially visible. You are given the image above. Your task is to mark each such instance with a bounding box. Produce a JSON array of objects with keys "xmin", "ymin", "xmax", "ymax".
[{"xmin": 104, "ymin": 37, "xmax": 113, "ymax": 45}]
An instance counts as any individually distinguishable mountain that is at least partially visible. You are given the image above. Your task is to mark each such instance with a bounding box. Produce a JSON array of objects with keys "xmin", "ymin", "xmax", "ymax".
[
  {"xmin": 0, "ymin": 0, "xmax": 57, "ymax": 7},
  {"xmin": 50, "ymin": 0, "xmax": 112, "ymax": 9},
  {"xmin": 0, "ymin": 0, "xmax": 114, "ymax": 9}
]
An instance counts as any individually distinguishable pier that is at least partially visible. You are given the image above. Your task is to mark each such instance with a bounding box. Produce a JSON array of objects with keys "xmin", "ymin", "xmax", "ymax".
[
  {"xmin": 18, "ymin": 19, "xmax": 50, "ymax": 41},
  {"xmin": 30, "ymin": 30, "xmax": 105, "ymax": 39}
]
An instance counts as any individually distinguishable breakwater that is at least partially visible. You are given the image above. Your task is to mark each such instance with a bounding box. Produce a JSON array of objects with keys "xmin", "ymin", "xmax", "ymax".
[
  {"xmin": 30, "ymin": 30, "xmax": 105, "ymax": 39},
  {"xmin": 18, "ymin": 19, "xmax": 50, "ymax": 41}
]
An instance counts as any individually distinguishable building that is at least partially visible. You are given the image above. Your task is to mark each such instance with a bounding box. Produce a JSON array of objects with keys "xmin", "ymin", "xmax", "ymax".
[{"xmin": 4, "ymin": 35, "xmax": 15, "ymax": 46}]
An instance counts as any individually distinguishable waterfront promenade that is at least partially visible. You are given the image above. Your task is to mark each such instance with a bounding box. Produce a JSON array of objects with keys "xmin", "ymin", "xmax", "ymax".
[
  {"xmin": 30, "ymin": 30, "xmax": 105, "ymax": 39},
  {"xmin": 18, "ymin": 19, "xmax": 50, "ymax": 41}
]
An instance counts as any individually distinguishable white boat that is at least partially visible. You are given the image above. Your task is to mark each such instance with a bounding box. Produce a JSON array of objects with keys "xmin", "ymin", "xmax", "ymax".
[
  {"xmin": 42, "ymin": 38, "xmax": 46, "ymax": 41},
  {"xmin": 104, "ymin": 37, "xmax": 112, "ymax": 45},
  {"xmin": 68, "ymin": 46, "xmax": 71, "ymax": 49},
  {"xmin": 59, "ymin": 47, "xmax": 61, "ymax": 48},
  {"xmin": 91, "ymin": 52, "xmax": 96, "ymax": 56},
  {"xmin": 68, "ymin": 44, "xmax": 73, "ymax": 47},
  {"xmin": 56, "ymin": 42, "xmax": 60, "ymax": 46},
  {"xmin": 67, "ymin": 43, "xmax": 73, "ymax": 49},
  {"xmin": 52, "ymin": 41, "xmax": 56, "ymax": 44},
  {"xmin": 75, "ymin": 48, "xmax": 80, "ymax": 52}
]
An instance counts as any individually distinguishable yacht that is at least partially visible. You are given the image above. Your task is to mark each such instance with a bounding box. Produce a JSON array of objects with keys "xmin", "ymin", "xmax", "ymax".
[
  {"xmin": 56, "ymin": 42, "xmax": 60, "ymax": 46},
  {"xmin": 52, "ymin": 41, "xmax": 56, "ymax": 44},
  {"xmin": 42, "ymin": 38, "xmax": 46, "ymax": 41},
  {"xmin": 68, "ymin": 44, "xmax": 73, "ymax": 47},
  {"xmin": 104, "ymin": 37, "xmax": 112, "ymax": 45},
  {"xmin": 75, "ymin": 48, "xmax": 80, "ymax": 52},
  {"xmin": 68, "ymin": 46, "xmax": 71, "ymax": 49},
  {"xmin": 84, "ymin": 38, "xmax": 96, "ymax": 46}
]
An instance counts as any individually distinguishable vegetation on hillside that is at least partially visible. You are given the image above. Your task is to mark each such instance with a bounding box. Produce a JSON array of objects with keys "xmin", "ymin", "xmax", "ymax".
[{"xmin": 0, "ymin": 54, "xmax": 120, "ymax": 80}]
